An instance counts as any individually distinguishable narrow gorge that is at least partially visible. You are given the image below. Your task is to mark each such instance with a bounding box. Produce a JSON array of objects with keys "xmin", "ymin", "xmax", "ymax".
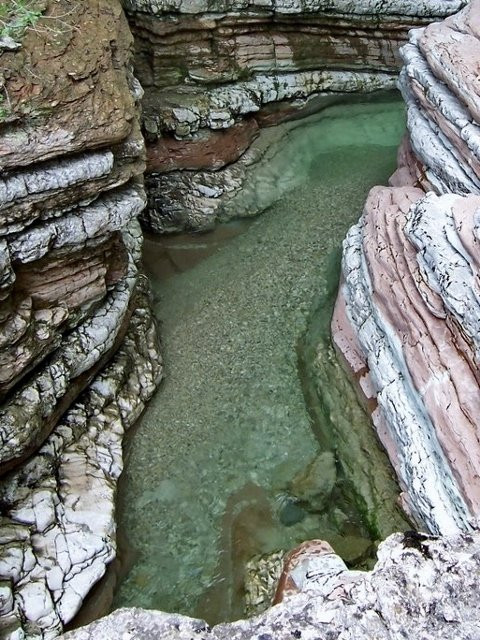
[{"xmin": 1, "ymin": 1, "xmax": 480, "ymax": 639}]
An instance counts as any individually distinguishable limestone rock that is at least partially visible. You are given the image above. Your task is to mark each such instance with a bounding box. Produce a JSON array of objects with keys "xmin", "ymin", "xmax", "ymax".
[
  {"xmin": 123, "ymin": 0, "xmax": 464, "ymax": 232},
  {"xmin": 333, "ymin": 187, "xmax": 480, "ymax": 534},
  {"xmin": 62, "ymin": 531, "xmax": 480, "ymax": 640},
  {"xmin": 123, "ymin": 0, "xmax": 466, "ymax": 18},
  {"xmin": 0, "ymin": 0, "xmax": 138, "ymax": 169},
  {"xmin": 0, "ymin": 281, "xmax": 163, "ymax": 640},
  {"xmin": 399, "ymin": 0, "xmax": 480, "ymax": 195},
  {"xmin": 0, "ymin": 1, "xmax": 162, "ymax": 637},
  {"xmin": 332, "ymin": 0, "xmax": 480, "ymax": 536}
]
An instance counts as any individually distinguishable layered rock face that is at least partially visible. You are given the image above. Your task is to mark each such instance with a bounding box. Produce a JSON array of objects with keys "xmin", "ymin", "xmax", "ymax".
[
  {"xmin": 122, "ymin": 0, "xmax": 466, "ymax": 233},
  {"xmin": 63, "ymin": 530, "xmax": 480, "ymax": 639},
  {"xmin": 333, "ymin": 0, "xmax": 480, "ymax": 535},
  {"xmin": 0, "ymin": 2, "xmax": 162, "ymax": 638}
]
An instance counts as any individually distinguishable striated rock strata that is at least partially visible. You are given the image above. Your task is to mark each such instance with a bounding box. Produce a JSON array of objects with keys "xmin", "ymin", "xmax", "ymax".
[
  {"xmin": 0, "ymin": 1, "xmax": 162, "ymax": 638},
  {"xmin": 122, "ymin": 0, "xmax": 466, "ymax": 232},
  {"xmin": 62, "ymin": 530, "xmax": 480, "ymax": 639},
  {"xmin": 333, "ymin": 0, "xmax": 480, "ymax": 535}
]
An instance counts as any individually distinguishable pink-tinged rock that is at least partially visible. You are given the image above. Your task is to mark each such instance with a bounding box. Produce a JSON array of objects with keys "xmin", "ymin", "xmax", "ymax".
[
  {"xmin": 273, "ymin": 540, "xmax": 363, "ymax": 604},
  {"xmin": 417, "ymin": 2, "xmax": 480, "ymax": 126},
  {"xmin": 388, "ymin": 136, "xmax": 430, "ymax": 190},
  {"xmin": 333, "ymin": 186, "xmax": 480, "ymax": 534},
  {"xmin": 146, "ymin": 119, "xmax": 259, "ymax": 172}
]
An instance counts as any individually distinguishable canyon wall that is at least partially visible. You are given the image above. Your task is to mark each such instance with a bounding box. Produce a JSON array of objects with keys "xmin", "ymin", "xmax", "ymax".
[
  {"xmin": 1, "ymin": 0, "xmax": 476, "ymax": 638},
  {"xmin": 333, "ymin": 0, "xmax": 480, "ymax": 535},
  {"xmin": 0, "ymin": 2, "xmax": 162, "ymax": 638},
  {"xmin": 122, "ymin": 0, "xmax": 467, "ymax": 233}
]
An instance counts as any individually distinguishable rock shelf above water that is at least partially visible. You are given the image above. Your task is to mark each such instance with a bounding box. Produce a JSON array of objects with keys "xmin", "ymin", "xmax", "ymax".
[
  {"xmin": 122, "ymin": 0, "xmax": 466, "ymax": 232},
  {"xmin": 62, "ymin": 530, "xmax": 480, "ymax": 640}
]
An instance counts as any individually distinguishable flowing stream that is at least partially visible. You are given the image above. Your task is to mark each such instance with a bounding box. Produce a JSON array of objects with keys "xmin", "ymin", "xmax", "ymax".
[{"xmin": 113, "ymin": 93, "xmax": 409, "ymax": 623}]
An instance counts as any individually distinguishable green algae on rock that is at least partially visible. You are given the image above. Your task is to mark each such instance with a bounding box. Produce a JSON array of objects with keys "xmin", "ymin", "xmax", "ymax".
[{"xmin": 113, "ymin": 94, "xmax": 409, "ymax": 623}]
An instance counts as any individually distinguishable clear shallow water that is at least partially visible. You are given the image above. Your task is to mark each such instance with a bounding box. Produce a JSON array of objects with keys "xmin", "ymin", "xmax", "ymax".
[{"xmin": 114, "ymin": 95, "xmax": 407, "ymax": 622}]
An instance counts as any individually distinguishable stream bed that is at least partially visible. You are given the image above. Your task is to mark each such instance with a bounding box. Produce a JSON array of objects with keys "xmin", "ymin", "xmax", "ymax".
[{"xmin": 114, "ymin": 93, "xmax": 409, "ymax": 623}]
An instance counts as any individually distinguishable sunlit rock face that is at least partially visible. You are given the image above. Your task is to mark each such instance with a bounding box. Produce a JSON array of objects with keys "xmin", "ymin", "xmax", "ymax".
[
  {"xmin": 333, "ymin": 0, "xmax": 480, "ymax": 535},
  {"xmin": 0, "ymin": 1, "xmax": 162, "ymax": 638},
  {"xmin": 62, "ymin": 530, "xmax": 480, "ymax": 640},
  {"xmin": 122, "ymin": 0, "xmax": 466, "ymax": 233}
]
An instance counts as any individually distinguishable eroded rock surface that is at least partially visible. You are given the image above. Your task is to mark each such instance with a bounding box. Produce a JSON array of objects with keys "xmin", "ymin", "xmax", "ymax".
[
  {"xmin": 397, "ymin": 0, "xmax": 480, "ymax": 194},
  {"xmin": 62, "ymin": 530, "xmax": 480, "ymax": 640},
  {"xmin": 333, "ymin": 0, "xmax": 480, "ymax": 535},
  {"xmin": 122, "ymin": 0, "xmax": 465, "ymax": 232},
  {"xmin": 0, "ymin": 1, "xmax": 162, "ymax": 637}
]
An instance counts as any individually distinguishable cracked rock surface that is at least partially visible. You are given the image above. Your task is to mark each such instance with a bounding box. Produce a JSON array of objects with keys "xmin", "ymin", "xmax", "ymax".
[
  {"xmin": 62, "ymin": 530, "xmax": 480, "ymax": 640},
  {"xmin": 333, "ymin": 0, "xmax": 480, "ymax": 535},
  {"xmin": 0, "ymin": 1, "xmax": 162, "ymax": 637},
  {"xmin": 0, "ymin": 279, "xmax": 162, "ymax": 640}
]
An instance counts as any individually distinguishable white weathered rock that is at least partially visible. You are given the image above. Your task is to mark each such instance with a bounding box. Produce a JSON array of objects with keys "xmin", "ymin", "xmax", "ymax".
[
  {"xmin": 0, "ymin": 152, "xmax": 114, "ymax": 208},
  {"xmin": 0, "ymin": 280, "xmax": 163, "ymax": 640},
  {"xmin": 122, "ymin": 0, "xmax": 466, "ymax": 17},
  {"xmin": 399, "ymin": 0, "xmax": 480, "ymax": 195},
  {"xmin": 0, "ymin": 3, "xmax": 162, "ymax": 638},
  {"xmin": 62, "ymin": 530, "xmax": 480, "ymax": 640},
  {"xmin": 155, "ymin": 70, "xmax": 397, "ymax": 139},
  {"xmin": 9, "ymin": 185, "xmax": 146, "ymax": 265},
  {"xmin": 336, "ymin": 187, "xmax": 473, "ymax": 534}
]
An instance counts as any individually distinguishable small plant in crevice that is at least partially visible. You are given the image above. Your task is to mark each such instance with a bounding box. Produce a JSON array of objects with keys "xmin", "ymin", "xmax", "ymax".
[{"xmin": 0, "ymin": 0, "xmax": 44, "ymax": 45}]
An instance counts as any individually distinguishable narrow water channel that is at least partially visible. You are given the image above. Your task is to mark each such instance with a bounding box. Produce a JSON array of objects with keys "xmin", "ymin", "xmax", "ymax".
[{"xmin": 114, "ymin": 94, "xmax": 408, "ymax": 622}]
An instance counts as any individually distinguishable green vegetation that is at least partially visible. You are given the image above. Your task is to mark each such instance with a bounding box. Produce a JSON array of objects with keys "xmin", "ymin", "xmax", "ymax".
[
  {"xmin": 0, "ymin": 93, "xmax": 7, "ymax": 120},
  {"xmin": 0, "ymin": 1, "xmax": 49, "ymax": 123},
  {"xmin": 0, "ymin": 0, "xmax": 44, "ymax": 43}
]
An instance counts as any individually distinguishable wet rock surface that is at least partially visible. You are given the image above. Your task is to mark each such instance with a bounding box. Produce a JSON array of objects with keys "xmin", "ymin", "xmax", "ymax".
[{"xmin": 63, "ymin": 530, "xmax": 480, "ymax": 640}]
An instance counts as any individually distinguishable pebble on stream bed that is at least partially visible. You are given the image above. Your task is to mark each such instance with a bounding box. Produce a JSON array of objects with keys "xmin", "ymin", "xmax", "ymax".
[{"xmin": 113, "ymin": 95, "xmax": 410, "ymax": 623}]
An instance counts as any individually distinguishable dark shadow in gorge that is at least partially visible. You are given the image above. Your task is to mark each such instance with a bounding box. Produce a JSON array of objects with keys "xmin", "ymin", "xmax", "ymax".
[{"xmin": 296, "ymin": 248, "xmax": 410, "ymax": 541}]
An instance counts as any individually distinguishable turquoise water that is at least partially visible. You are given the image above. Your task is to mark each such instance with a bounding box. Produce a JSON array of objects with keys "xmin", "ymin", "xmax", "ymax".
[{"xmin": 114, "ymin": 94, "xmax": 408, "ymax": 622}]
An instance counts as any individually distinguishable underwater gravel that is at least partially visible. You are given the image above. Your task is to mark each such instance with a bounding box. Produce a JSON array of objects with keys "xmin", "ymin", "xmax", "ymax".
[{"xmin": 114, "ymin": 97, "xmax": 406, "ymax": 620}]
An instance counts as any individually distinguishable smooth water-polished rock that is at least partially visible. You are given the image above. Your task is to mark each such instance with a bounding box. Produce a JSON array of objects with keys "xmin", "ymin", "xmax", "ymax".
[
  {"xmin": 0, "ymin": 279, "xmax": 162, "ymax": 640},
  {"xmin": 399, "ymin": 0, "xmax": 480, "ymax": 194},
  {"xmin": 123, "ymin": 0, "xmax": 464, "ymax": 232},
  {"xmin": 62, "ymin": 530, "xmax": 480, "ymax": 640},
  {"xmin": 333, "ymin": 0, "xmax": 480, "ymax": 536},
  {"xmin": 334, "ymin": 185, "xmax": 480, "ymax": 535}
]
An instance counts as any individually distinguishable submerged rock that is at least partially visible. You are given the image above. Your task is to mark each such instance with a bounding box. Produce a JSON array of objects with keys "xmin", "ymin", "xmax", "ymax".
[
  {"xmin": 289, "ymin": 451, "xmax": 336, "ymax": 513},
  {"xmin": 122, "ymin": 0, "xmax": 464, "ymax": 232},
  {"xmin": 244, "ymin": 551, "xmax": 286, "ymax": 617}
]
